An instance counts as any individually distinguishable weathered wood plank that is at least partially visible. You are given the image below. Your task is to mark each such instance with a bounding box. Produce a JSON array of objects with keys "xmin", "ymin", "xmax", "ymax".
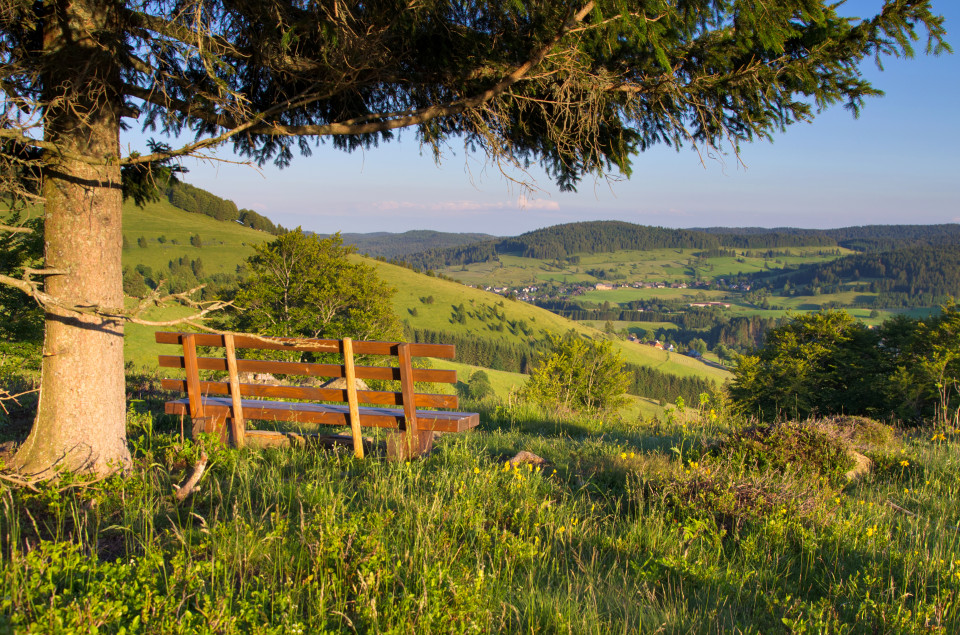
[
  {"xmin": 159, "ymin": 379, "xmax": 458, "ymax": 409},
  {"xmin": 223, "ymin": 334, "xmax": 246, "ymax": 448},
  {"xmin": 342, "ymin": 337, "xmax": 364, "ymax": 459},
  {"xmin": 155, "ymin": 331, "xmax": 455, "ymax": 359},
  {"xmin": 182, "ymin": 334, "xmax": 204, "ymax": 420},
  {"xmin": 158, "ymin": 355, "xmax": 457, "ymax": 384},
  {"xmin": 397, "ymin": 343, "xmax": 421, "ymax": 457},
  {"xmin": 164, "ymin": 398, "xmax": 480, "ymax": 433}
]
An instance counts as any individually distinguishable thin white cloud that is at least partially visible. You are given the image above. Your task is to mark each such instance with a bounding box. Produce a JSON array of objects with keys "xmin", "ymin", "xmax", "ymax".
[{"xmin": 517, "ymin": 195, "xmax": 560, "ymax": 210}]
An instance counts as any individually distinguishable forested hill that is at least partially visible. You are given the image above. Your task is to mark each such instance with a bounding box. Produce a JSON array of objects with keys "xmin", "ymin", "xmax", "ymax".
[
  {"xmin": 338, "ymin": 230, "xmax": 496, "ymax": 258},
  {"xmin": 403, "ymin": 220, "xmax": 844, "ymax": 270},
  {"xmin": 497, "ymin": 222, "xmax": 718, "ymax": 257},
  {"xmin": 697, "ymin": 224, "xmax": 960, "ymax": 252},
  {"xmin": 768, "ymin": 243, "xmax": 960, "ymax": 307},
  {"xmin": 165, "ymin": 182, "xmax": 286, "ymax": 235}
]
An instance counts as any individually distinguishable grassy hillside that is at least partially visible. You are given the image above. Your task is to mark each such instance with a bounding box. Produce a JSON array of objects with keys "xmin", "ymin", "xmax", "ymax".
[
  {"xmin": 121, "ymin": 197, "xmax": 273, "ymax": 275},
  {"xmin": 438, "ymin": 246, "xmax": 855, "ymax": 288},
  {"xmin": 365, "ymin": 258, "xmax": 730, "ymax": 384},
  {"xmin": 120, "ymin": 206, "xmax": 728, "ymax": 392}
]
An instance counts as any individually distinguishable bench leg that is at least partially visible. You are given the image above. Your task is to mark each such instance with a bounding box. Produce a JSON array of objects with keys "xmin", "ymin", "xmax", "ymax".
[
  {"xmin": 386, "ymin": 430, "xmax": 435, "ymax": 461},
  {"xmin": 190, "ymin": 415, "xmax": 229, "ymax": 444}
]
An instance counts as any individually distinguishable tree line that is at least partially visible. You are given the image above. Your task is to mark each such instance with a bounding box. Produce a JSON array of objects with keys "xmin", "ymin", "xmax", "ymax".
[
  {"xmin": 766, "ymin": 244, "xmax": 960, "ymax": 307},
  {"xmin": 731, "ymin": 307, "xmax": 960, "ymax": 425},
  {"xmin": 165, "ymin": 182, "xmax": 287, "ymax": 235},
  {"xmin": 402, "ymin": 222, "xmax": 960, "ymax": 272}
]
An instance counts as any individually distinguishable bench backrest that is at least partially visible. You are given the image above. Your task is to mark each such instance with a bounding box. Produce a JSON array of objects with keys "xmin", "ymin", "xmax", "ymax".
[{"xmin": 155, "ymin": 331, "xmax": 460, "ymax": 454}]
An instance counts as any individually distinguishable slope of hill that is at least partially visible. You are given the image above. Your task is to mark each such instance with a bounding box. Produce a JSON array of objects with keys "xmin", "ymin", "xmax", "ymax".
[
  {"xmin": 405, "ymin": 221, "xmax": 960, "ymax": 272},
  {"xmin": 363, "ymin": 257, "xmax": 731, "ymax": 386},
  {"xmin": 696, "ymin": 224, "xmax": 960, "ymax": 252},
  {"xmin": 122, "ymin": 196, "xmax": 273, "ymax": 275}
]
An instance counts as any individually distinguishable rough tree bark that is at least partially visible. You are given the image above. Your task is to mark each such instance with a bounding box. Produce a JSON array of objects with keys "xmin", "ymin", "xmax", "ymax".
[{"xmin": 11, "ymin": 0, "xmax": 131, "ymax": 476}]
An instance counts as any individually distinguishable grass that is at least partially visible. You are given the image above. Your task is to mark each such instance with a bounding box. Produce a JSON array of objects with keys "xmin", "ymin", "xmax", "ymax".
[
  {"xmin": 366, "ymin": 258, "xmax": 730, "ymax": 385},
  {"xmin": 121, "ymin": 198, "xmax": 272, "ymax": 276},
  {"xmin": 438, "ymin": 247, "xmax": 856, "ymax": 289},
  {"xmin": 3, "ymin": 387, "xmax": 960, "ymax": 633}
]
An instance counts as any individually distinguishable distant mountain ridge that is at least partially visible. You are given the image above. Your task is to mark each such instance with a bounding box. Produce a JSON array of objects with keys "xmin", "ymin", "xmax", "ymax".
[
  {"xmin": 335, "ymin": 230, "xmax": 497, "ymax": 259},
  {"xmin": 401, "ymin": 220, "xmax": 960, "ymax": 270}
]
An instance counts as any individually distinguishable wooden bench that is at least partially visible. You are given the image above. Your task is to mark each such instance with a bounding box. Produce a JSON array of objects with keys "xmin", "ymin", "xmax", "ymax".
[{"xmin": 156, "ymin": 331, "xmax": 480, "ymax": 459}]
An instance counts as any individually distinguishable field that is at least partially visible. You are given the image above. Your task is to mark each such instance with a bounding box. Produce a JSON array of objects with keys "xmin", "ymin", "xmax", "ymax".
[
  {"xmin": 121, "ymin": 198, "xmax": 273, "ymax": 275},
  {"xmin": 368, "ymin": 258, "xmax": 730, "ymax": 385},
  {"xmin": 4, "ymin": 394, "xmax": 959, "ymax": 632},
  {"xmin": 439, "ymin": 247, "xmax": 856, "ymax": 288}
]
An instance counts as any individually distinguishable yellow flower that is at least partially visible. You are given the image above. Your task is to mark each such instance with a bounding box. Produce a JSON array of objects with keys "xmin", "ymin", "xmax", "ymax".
[
  {"xmin": 620, "ymin": 452, "xmax": 627, "ymax": 459},
  {"xmin": 900, "ymin": 460, "xmax": 910, "ymax": 467},
  {"xmin": 474, "ymin": 467, "xmax": 481, "ymax": 474},
  {"xmin": 629, "ymin": 452, "xmax": 636, "ymax": 459},
  {"xmin": 866, "ymin": 526, "xmax": 877, "ymax": 537}
]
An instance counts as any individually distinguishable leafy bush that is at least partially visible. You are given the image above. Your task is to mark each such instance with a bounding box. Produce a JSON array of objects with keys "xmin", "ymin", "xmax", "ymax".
[
  {"xmin": 730, "ymin": 306, "xmax": 960, "ymax": 424},
  {"xmin": 523, "ymin": 332, "xmax": 629, "ymax": 413}
]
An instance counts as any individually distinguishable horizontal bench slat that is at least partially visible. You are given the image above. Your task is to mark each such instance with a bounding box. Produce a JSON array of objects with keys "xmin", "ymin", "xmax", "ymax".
[
  {"xmin": 165, "ymin": 397, "xmax": 480, "ymax": 433},
  {"xmin": 158, "ymin": 355, "xmax": 457, "ymax": 384},
  {"xmin": 160, "ymin": 378, "xmax": 459, "ymax": 409},
  {"xmin": 155, "ymin": 332, "xmax": 455, "ymax": 359}
]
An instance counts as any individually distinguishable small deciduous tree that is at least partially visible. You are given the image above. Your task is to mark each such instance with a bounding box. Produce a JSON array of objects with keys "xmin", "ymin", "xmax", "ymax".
[
  {"xmin": 229, "ymin": 229, "xmax": 401, "ymax": 344},
  {"xmin": 881, "ymin": 303, "xmax": 960, "ymax": 424},
  {"xmin": 467, "ymin": 371, "xmax": 494, "ymax": 401},
  {"xmin": 524, "ymin": 332, "xmax": 629, "ymax": 413}
]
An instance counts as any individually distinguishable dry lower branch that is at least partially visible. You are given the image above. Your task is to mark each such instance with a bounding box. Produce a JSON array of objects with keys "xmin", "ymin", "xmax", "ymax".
[
  {"xmin": 0, "ymin": 223, "xmax": 34, "ymax": 234},
  {"xmin": 0, "ymin": 270, "xmax": 233, "ymax": 326},
  {"xmin": 173, "ymin": 452, "xmax": 208, "ymax": 502},
  {"xmin": 0, "ymin": 387, "xmax": 40, "ymax": 414}
]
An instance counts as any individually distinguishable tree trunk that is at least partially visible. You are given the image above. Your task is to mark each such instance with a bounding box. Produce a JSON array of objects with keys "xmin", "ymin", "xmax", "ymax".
[{"xmin": 11, "ymin": 0, "xmax": 130, "ymax": 476}]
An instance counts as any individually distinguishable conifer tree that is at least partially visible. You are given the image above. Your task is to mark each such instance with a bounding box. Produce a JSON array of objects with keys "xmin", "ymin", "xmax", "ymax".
[{"xmin": 0, "ymin": 1, "xmax": 950, "ymax": 475}]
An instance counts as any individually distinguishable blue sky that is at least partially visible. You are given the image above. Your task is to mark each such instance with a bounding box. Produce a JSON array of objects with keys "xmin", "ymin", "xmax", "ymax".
[{"xmin": 131, "ymin": 0, "xmax": 960, "ymax": 237}]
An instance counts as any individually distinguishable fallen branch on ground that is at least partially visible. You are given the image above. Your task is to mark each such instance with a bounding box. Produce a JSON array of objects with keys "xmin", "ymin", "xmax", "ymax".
[{"xmin": 173, "ymin": 452, "xmax": 208, "ymax": 502}]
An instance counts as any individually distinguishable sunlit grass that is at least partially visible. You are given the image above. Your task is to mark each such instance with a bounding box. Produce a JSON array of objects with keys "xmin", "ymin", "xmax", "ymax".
[{"xmin": 4, "ymin": 393, "xmax": 960, "ymax": 633}]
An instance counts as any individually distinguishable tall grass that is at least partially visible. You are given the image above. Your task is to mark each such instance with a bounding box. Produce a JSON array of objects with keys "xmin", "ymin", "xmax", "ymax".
[{"xmin": 3, "ymin": 393, "xmax": 960, "ymax": 633}]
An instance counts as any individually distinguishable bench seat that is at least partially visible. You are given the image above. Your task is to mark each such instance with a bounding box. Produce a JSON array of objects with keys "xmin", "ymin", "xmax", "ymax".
[{"xmin": 165, "ymin": 396, "xmax": 480, "ymax": 433}]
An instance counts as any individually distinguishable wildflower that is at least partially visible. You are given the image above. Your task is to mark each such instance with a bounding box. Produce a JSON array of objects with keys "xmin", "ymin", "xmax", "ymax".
[
  {"xmin": 620, "ymin": 452, "xmax": 627, "ymax": 459},
  {"xmin": 900, "ymin": 460, "xmax": 910, "ymax": 467},
  {"xmin": 629, "ymin": 452, "xmax": 635, "ymax": 459},
  {"xmin": 474, "ymin": 467, "xmax": 481, "ymax": 474},
  {"xmin": 834, "ymin": 497, "xmax": 841, "ymax": 504},
  {"xmin": 866, "ymin": 526, "xmax": 877, "ymax": 537},
  {"xmin": 905, "ymin": 488, "xmax": 910, "ymax": 494},
  {"xmin": 557, "ymin": 526, "xmax": 565, "ymax": 534},
  {"xmin": 527, "ymin": 463, "xmax": 533, "ymax": 471}
]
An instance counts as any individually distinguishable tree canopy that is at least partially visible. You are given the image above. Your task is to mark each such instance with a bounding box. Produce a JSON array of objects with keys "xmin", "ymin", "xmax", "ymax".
[
  {"xmin": 729, "ymin": 306, "xmax": 960, "ymax": 424},
  {"xmin": 0, "ymin": 0, "xmax": 950, "ymax": 475},
  {"xmin": 524, "ymin": 332, "xmax": 630, "ymax": 413},
  {"xmin": 229, "ymin": 229, "xmax": 402, "ymax": 343}
]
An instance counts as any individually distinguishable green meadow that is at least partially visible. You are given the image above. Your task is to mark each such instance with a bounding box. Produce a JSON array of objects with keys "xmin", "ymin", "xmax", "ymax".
[
  {"xmin": 121, "ymin": 198, "xmax": 273, "ymax": 275},
  {"xmin": 4, "ymin": 392, "xmax": 959, "ymax": 632},
  {"xmin": 440, "ymin": 247, "xmax": 855, "ymax": 288}
]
